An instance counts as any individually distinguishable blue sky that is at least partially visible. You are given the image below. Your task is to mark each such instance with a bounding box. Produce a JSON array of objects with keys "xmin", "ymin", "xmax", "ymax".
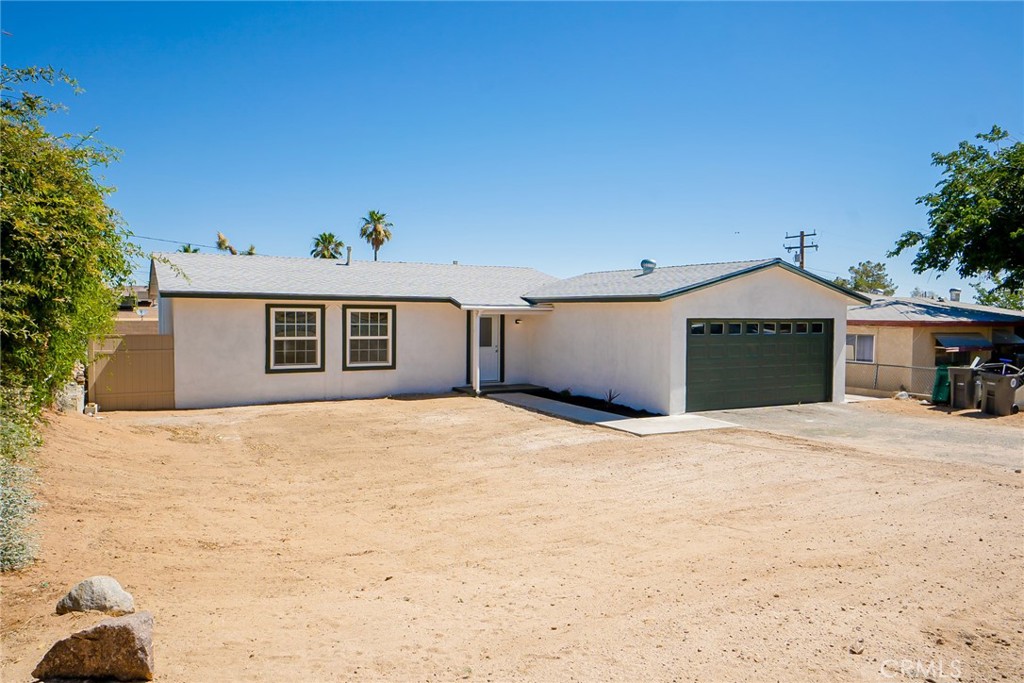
[{"xmin": 3, "ymin": 2, "xmax": 1022, "ymax": 296}]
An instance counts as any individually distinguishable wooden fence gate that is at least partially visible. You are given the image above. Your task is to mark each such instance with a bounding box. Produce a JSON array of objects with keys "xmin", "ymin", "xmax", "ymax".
[{"xmin": 88, "ymin": 335, "xmax": 174, "ymax": 410}]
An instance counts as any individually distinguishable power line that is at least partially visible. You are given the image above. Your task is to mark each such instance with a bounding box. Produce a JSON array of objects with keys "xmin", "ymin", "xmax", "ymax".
[{"xmin": 132, "ymin": 234, "xmax": 219, "ymax": 251}]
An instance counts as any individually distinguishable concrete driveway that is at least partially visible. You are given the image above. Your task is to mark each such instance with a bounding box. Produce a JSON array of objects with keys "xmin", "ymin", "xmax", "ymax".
[{"xmin": 700, "ymin": 399, "xmax": 1023, "ymax": 470}]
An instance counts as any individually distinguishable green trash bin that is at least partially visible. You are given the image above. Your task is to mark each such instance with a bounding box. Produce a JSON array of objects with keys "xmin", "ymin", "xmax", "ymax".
[{"xmin": 931, "ymin": 365, "xmax": 950, "ymax": 404}]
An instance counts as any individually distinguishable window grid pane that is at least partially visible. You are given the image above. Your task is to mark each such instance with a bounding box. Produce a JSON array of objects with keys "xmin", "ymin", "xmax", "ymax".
[
  {"xmin": 348, "ymin": 309, "xmax": 392, "ymax": 366},
  {"xmin": 270, "ymin": 308, "xmax": 320, "ymax": 369}
]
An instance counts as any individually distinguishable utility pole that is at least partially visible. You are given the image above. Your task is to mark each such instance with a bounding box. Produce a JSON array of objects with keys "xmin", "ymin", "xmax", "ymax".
[{"xmin": 784, "ymin": 230, "xmax": 818, "ymax": 269}]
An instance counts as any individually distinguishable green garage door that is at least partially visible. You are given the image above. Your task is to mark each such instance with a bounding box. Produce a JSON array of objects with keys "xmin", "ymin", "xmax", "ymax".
[{"xmin": 686, "ymin": 319, "xmax": 833, "ymax": 412}]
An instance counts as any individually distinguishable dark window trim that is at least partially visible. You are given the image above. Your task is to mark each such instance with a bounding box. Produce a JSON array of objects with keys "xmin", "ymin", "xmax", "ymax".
[
  {"xmin": 342, "ymin": 304, "xmax": 397, "ymax": 371},
  {"xmin": 265, "ymin": 304, "xmax": 326, "ymax": 374}
]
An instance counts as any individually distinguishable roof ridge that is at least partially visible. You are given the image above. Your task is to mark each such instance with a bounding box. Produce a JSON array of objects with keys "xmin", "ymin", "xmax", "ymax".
[
  {"xmin": 155, "ymin": 251, "xmax": 547, "ymax": 271},
  {"xmin": 564, "ymin": 257, "xmax": 776, "ymax": 277}
]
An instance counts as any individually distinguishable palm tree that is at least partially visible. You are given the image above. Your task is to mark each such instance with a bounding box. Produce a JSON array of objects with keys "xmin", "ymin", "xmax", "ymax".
[
  {"xmin": 310, "ymin": 232, "xmax": 345, "ymax": 259},
  {"xmin": 215, "ymin": 232, "xmax": 256, "ymax": 255},
  {"xmin": 216, "ymin": 232, "xmax": 238, "ymax": 255},
  {"xmin": 178, "ymin": 244, "xmax": 200, "ymax": 253},
  {"xmin": 358, "ymin": 210, "xmax": 393, "ymax": 262}
]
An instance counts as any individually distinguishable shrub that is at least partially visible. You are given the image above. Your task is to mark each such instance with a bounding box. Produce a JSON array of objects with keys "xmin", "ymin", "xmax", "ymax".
[{"xmin": 0, "ymin": 386, "xmax": 41, "ymax": 571}]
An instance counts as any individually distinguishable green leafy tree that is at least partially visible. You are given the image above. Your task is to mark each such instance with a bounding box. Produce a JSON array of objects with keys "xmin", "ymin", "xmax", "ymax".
[
  {"xmin": 310, "ymin": 232, "xmax": 345, "ymax": 259},
  {"xmin": 834, "ymin": 261, "xmax": 897, "ymax": 295},
  {"xmin": 971, "ymin": 273, "xmax": 1024, "ymax": 310},
  {"xmin": 890, "ymin": 126, "xmax": 1024, "ymax": 291},
  {"xmin": 1, "ymin": 65, "xmax": 137, "ymax": 408},
  {"xmin": 178, "ymin": 243, "xmax": 200, "ymax": 253},
  {"xmin": 359, "ymin": 210, "xmax": 393, "ymax": 261}
]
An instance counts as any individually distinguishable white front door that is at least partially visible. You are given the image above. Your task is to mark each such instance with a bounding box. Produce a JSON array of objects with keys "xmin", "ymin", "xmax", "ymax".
[{"xmin": 479, "ymin": 315, "xmax": 500, "ymax": 382}]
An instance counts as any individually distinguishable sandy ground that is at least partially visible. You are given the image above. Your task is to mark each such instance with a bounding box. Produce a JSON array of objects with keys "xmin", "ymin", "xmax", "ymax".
[{"xmin": 2, "ymin": 396, "xmax": 1022, "ymax": 682}]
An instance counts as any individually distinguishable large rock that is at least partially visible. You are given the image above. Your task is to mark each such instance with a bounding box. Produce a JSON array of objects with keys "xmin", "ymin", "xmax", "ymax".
[
  {"xmin": 32, "ymin": 611, "xmax": 154, "ymax": 681},
  {"xmin": 56, "ymin": 576, "xmax": 135, "ymax": 616}
]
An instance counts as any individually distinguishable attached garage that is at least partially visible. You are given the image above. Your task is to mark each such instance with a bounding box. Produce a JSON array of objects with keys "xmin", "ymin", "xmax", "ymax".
[
  {"xmin": 685, "ymin": 319, "xmax": 832, "ymax": 411},
  {"xmin": 525, "ymin": 258, "xmax": 868, "ymax": 415}
]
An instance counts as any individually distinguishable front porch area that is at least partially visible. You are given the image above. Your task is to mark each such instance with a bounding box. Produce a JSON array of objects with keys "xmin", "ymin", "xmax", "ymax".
[{"xmin": 452, "ymin": 383, "xmax": 545, "ymax": 396}]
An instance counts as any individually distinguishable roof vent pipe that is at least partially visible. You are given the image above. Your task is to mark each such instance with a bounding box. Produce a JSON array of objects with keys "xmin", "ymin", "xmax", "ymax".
[
  {"xmin": 949, "ymin": 287, "xmax": 961, "ymax": 302},
  {"xmin": 640, "ymin": 258, "xmax": 657, "ymax": 275},
  {"xmin": 345, "ymin": 246, "xmax": 352, "ymax": 266}
]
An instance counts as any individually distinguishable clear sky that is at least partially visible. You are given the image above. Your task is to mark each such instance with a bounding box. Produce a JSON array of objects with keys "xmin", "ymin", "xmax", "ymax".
[{"xmin": 3, "ymin": 1, "xmax": 1022, "ymax": 296}]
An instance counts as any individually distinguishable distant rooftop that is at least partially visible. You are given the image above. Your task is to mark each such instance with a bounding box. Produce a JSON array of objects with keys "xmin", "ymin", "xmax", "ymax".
[{"xmin": 848, "ymin": 296, "xmax": 1024, "ymax": 325}]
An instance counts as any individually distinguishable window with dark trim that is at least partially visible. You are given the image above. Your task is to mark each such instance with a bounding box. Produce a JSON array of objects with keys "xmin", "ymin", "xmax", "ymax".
[
  {"xmin": 343, "ymin": 305, "xmax": 396, "ymax": 370},
  {"xmin": 266, "ymin": 305, "xmax": 325, "ymax": 373}
]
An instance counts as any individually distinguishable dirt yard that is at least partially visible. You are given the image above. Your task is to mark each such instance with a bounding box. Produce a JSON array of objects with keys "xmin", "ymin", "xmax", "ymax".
[{"xmin": 2, "ymin": 396, "xmax": 1022, "ymax": 682}]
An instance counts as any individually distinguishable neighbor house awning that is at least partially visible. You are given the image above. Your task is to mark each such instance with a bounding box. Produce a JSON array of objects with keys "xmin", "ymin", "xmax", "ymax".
[
  {"xmin": 934, "ymin": 333, "xmax": 993, "ymax": 351},
  {"xmin": 992, "ymin": 330, "xmax": 1024, "ymax": 345}
]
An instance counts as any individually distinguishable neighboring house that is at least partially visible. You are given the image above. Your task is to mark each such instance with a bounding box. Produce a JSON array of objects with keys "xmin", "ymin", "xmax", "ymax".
[
  {"xmin": 114, "ymin": 285, "xmax": 159, "ymax": 335},
  {"xmin": 846, "ymin": 291, "xmax": 1024, "ymax": 396},
  {"xmin": 149, "ymin": 252, "xmax": 867, "ymax": 414}
]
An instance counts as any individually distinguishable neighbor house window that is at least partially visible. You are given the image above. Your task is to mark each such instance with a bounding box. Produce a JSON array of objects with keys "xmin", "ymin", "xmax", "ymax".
[
  {"xmin": 266, "ymin": 305, "xmax": 324, "ymax": 373},
  {"xmin": 846, "ymin": 334, "xmax": 874, "ymax": 363},
  {"xmin": 344, "ymin": 306, "xmax": 396, "ymax": 370}
]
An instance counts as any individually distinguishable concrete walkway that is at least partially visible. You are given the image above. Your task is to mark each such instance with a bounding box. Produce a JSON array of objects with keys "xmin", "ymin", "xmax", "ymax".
[{"xmin": 490, "ymin": 393, "xmax": 736, "ymax": 435}]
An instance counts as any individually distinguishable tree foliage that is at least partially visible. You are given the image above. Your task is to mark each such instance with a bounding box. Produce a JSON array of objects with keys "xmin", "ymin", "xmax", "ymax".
[
  {"xmin": 0, "ymin": 65, "xmax": 137, "ymax": 408},
  {"xmin": 310, "ymin": 232, "xmax": 345, "ymax": 259},
  {"xmin": 359, "ymin": 210, "xmax": 393, "ymax": 261},
  {"xmin": 215, "ymin": 232, "xmax": 255, "ymax": 255},
  {"xmin": 971, "ymin": 273, "xmax": 1023, "ymax": 310},
  {"xmin": 178, "ymin": 243, "xmax": 200, "ymax": 253},
  {"xmin": 890, "ymin": 126, "xmax": 1024, "ymax": 291},
  {"xmin": 833, "ymin": 260, "xmax": 897, "ymax": 295}
]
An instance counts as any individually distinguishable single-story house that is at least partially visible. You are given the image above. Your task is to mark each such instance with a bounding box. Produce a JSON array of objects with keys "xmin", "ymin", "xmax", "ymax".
[
  {"xmin": 149, "ymin": 252, "xmax": 868, "ymax": 414},
  {"xmin": 845, "ymin": 290, "xmax": 1024, "ymax": 396}
]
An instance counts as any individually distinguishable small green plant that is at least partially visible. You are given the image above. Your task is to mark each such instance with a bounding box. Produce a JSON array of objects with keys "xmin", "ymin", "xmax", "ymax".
[{"xmin": 605, "ymin": 389, "xmax": 621, "ymax": 405}]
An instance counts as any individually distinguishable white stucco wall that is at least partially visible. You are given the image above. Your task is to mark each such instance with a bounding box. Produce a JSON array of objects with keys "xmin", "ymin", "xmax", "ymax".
[
  {"xmin": 670, "ymin": 267, "xmax": 854, "ymax": 413},
  {"xmin": 526, "ymin": 302, "xmax": 673, "ymax": 414},
  {"xmin": 170, "ymin": 298, "xmax": 467, "ymax": 409}
]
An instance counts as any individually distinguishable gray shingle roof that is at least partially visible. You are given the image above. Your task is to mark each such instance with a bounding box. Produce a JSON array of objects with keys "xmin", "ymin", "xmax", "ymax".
[
  {"xmin": 523, "ymin": 258, "xmax": 867, "ymax": 303},
  {"xmin": 848, "ymin": 296, "xmax": 1024, "ymax": 325},
  {"xmin": 151, "ymin": 253, "xmax": 558, "ymax": 308}
]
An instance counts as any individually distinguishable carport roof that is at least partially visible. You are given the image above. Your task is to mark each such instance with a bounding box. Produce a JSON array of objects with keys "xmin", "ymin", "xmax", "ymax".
[
  {"xmin": 150, "ymin": 253, "xmax": 558, "ymax": 308},
  {"xmin": 524, "ymin": 258, "xmax": 869, "ymax": 303}
]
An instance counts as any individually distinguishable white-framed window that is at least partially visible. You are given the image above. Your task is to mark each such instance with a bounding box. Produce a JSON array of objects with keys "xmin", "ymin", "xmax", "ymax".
[
  {"xmin": 845, "ymin": 333, "xmax": 874, "ymax": 363},
  {"xmin": 344, "ymin": 306, "xmax": 395, "ymax": 370},
  {"xmin": 267, "ymin": 305, "xmax": 324, "ymax": 372}
]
